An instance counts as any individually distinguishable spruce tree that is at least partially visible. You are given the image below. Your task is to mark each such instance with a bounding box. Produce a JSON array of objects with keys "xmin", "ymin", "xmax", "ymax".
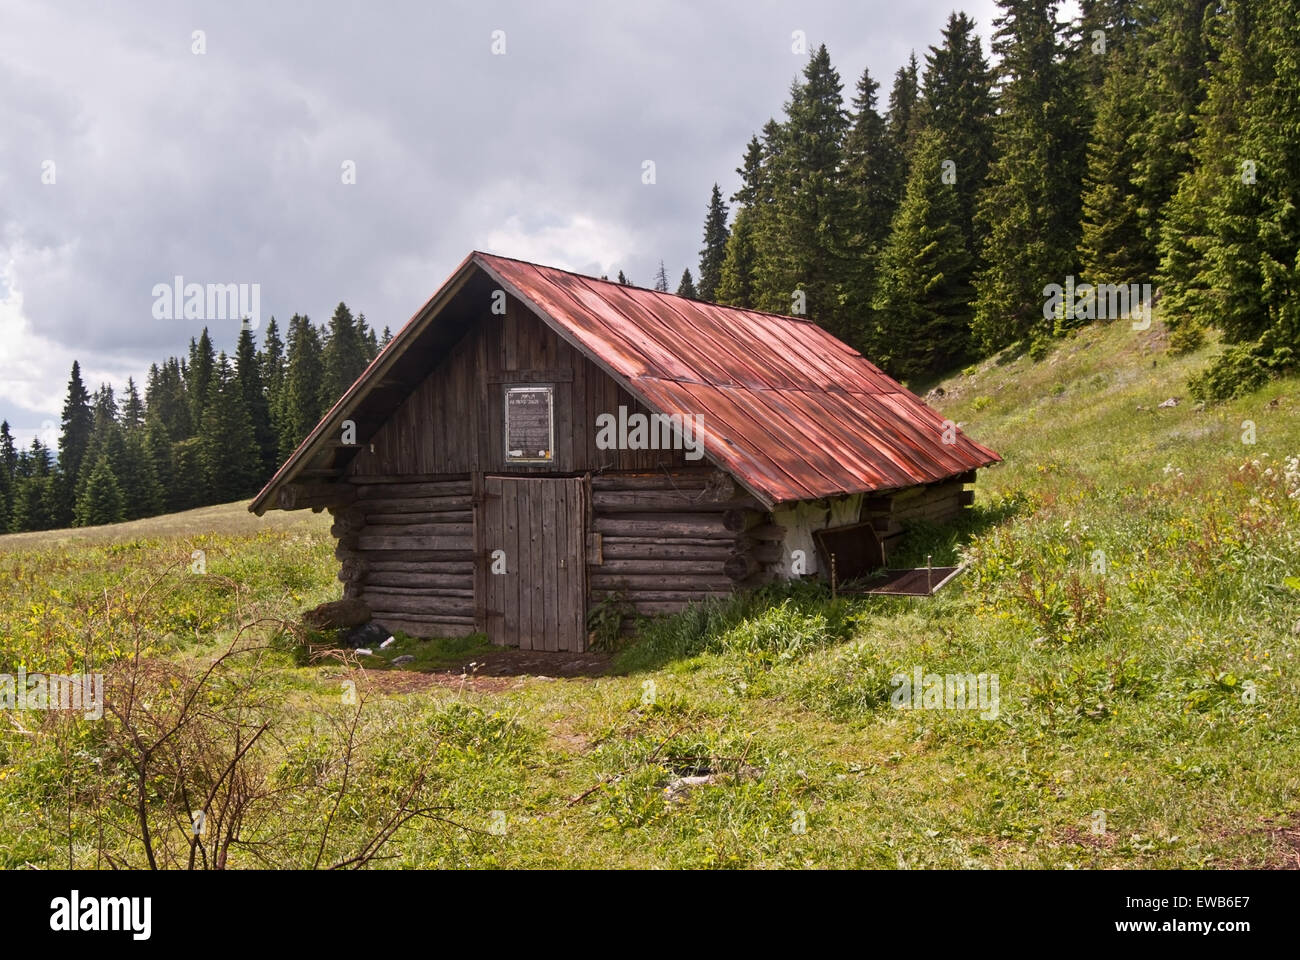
[
  {"xmin": 170, "ymin": 438, "xmax": 208, "ymax": 511},
  {"xmin": 1076, "ymin": 42, "xmax": 1149, "ymax": 294},
  {"xmin": 873, "ymin": 128, "xmax": 975, "ymax": 379},
  {"xmin": 145, "ymin": 358, "xmax": 192, "ymax": 441},
  {"xmin": 259, "ymin": 316, "xmax": 285, "ymax": 411},
  {"xmin": 922, "ymin": 14, "xmax": 996, "ymax": 251},
  {"xmin": 74, "ymin": 455, "xmax": 125, "ymax": 527},
  {"xmin": 972, "ymin": 0, "xmax": 1088, "ymax": 351},
  {"xmin": 1189, "ymin": 0, "xmax": 1299, "ymax": 397},
  {"xmin": 0, "ymin": 466, "xmax": 9, "ymax": 534},
  {"xmin": 121, "ymin": 377, "xmax": 145, "ymax": 430},
  {"xmin": 361, "ymin": 315, "xmax": 379, "ymax": 362},
  {"xmin": 676, "ymin": 268, "xmax": 698, "ymax": 298},
  {"xmin": 73, "ymin": 386, "xmax": 125, "ymax": 514},
  {"xmin": 1132, "ymin": 0, "xmax": 1215, "ymax": 277},
  {"xmin": 842, "ymin": 66, "xmax": 899, "ymax": 354},
  {"xmin": 885, "ymin": 52, "xmax": 924, "ymax": 199},
  {"xmin": 716, "ymin": 134, "xmax": 770, "ymax": 308},
  {"xmin": 56, "ymin": 361, "xmax": 94, "ymax": 524},
  {"xmin": 616, "ymin": 271, "xmax": 631, "ymax": 285},
  {"xmin": 752, "ymin": 46, "xmax": 851, "ymax": 338},
  {"xmin": 236, "ymin": 322, "xmax": 276, "ymax": 477},
  {"xmin": 1157, "ymin": 0, "xmax": 1259, "ymax": 348},
  {"xmin": 10, "ymin": 475, "xmax": 56, "ymax": 531},
  {"xmin": 278, "ymin": 314, "xmax": 325, "ymax": 459},
  {"xmin": 697, "ymin": 184, "xmax": 730, "ymax": 300},
  {"xmin": 116, "ymin": 428, "xmax": 164, "ymax": 520},
  {"xmin": 380, "ymin": 326, "xmax": 393, "ymax": 348},
  {"xmin": 187, "ymin": 329, "xmax": 216, "ymax": 428},
  {"xmin": 0, "ymin": 421, "xmax": 14, "ymax": 531},
  {"xmin": 200, "ymin": 354, "xmax": 263, "ymax": 502},
  {"xmin": 144, "ymin": 419, "xmax": 177, "ymax": 512},
  {"xmin": 652, "ymin": 261, "xmax": 670, "ymax": 293},
  {"xmin": 0, "ymin": 421, "xmax": 17, "ymax": 480},
  {"xmin": 320, "ymin": 302, "xmax": 368, "ymax": 410}
]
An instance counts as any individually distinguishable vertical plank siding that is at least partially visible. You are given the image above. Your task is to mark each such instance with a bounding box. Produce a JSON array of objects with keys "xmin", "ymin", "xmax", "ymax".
[{"xmin": 346, "ymin": 297, "xmax": 692, "ymax": 478}]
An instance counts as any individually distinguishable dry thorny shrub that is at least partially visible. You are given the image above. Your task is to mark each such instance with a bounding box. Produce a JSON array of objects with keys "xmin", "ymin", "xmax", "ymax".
[{"xmin": 47, "ymin": 565, "xmax": 467, "ymax": 869}]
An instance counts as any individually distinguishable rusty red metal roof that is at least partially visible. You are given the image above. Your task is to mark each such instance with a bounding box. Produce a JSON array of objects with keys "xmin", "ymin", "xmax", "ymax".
[
  {"xmin": 473, "ymin": 252, "xmax": 999, "ymax": 505},
  {"xmin": 251, "ymin": 251, "xmax": 999, "ymax": 513}
]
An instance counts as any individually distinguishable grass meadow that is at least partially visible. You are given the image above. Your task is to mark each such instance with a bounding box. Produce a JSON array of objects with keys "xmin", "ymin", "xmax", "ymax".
[{"xmin": 2, "ymin": 317, "xmax": 1298, "ymax": 869}]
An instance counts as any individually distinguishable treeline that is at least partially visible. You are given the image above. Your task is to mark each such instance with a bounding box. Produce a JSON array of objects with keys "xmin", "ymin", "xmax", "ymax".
[
  {"xmin": 0, "ymin": 305, "xmax": 392, "ymax": 533},
  {"xmin": 658, "ymin": 0, "xmax": 1296, "ymax": 396}
]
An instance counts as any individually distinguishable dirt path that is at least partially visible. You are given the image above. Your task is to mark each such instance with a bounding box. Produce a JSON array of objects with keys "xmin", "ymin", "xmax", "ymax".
[{"xmin": 360, "ymin": 648, "xmax": 613, "ymax": 695}]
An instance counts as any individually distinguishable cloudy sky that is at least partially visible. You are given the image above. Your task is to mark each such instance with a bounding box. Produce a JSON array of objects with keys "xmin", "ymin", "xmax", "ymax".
[{"xmin": 0, "ymin": 0, "xmax": 1026, "ymax": 447}]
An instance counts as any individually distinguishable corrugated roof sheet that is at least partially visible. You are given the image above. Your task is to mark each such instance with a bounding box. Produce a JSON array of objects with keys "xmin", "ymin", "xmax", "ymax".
[
  {"xmin": 251, "ymin": 251, "xmax": 999, "ymax": 513},
  {"xmin": 474, "ymin": 252, "xmax": 999, "ymax": 504}
]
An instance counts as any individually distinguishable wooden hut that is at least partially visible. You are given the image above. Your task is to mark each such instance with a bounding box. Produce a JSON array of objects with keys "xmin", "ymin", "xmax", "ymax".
[{"xmin": 250, "ymin": 252, "xmax": 1000, "ymax": 650}]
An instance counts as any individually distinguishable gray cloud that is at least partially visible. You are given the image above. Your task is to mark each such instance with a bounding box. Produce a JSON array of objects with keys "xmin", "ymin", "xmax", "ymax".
[{"xmin": 0, "ymin": 0, "xmax": 1001, "ymax": 442}]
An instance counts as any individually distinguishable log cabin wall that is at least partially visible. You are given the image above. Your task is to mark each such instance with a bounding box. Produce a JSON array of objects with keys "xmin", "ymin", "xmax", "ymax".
[
  {"xmin": 588, "ymin": 469, "xmax": 770, "ymax": 622},
  {"xmin": 861, "ymin": 477, "xmax": 974, "ymax": 561},
  {"xmin": 333, "ymin": 295, "xmax": 715, "ymax": 640},
  {"xmin": 330, "ymin": 477, "xmax": 475, "ymax": 638}
]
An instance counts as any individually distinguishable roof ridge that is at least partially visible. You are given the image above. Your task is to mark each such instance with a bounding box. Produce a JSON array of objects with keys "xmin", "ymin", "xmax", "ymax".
[{"xmin": 470, "ymin": 250, "xmax": 828, "ymax": 328}]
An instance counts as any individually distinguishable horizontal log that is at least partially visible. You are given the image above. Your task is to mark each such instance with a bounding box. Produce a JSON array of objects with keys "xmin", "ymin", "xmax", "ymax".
[
  {"xmin": 355, "ymin": 480, "xmax": 472, "ymax": 498},
  {"xmin": 600, "ymin": 536, "xmax": 739, "ymax": 550},
  {"xmin": 351, "ymin": 549, "xmax": 475, "ymax": 562},
  {"xmin": 360, "ymin": 522, "xmax": 473, "ymax": 538},
  {"xmin": 355, "ymin": 534, "xmax": 473, "ymax": 552},
  {"xmin": 364, "ymin": 588, "xmax": 475, "ymax": 603},
  {"xmin": 366, "ymin": 571, "xmax": 474, "ymax": 589},
  {"xmin": 893, "ymin": 500, "xmax": 962, "ymax": 521},
  {"xmin": 363, "ymin": 512, "xmax": 472, "ymax": 526},
  {"xmin": 745, "ymin": 543, "xmax": 784, "ymax": 563},
  {"xmin": 594, "ymin": 515, "xmax": 733, "ymax": 539},
  {"xmin": 589, "ymin": 573, "xmax": 734, "ymax": 591},
  {"xmin": 350, "ymin": 472, "xmax": 470, "ymax": 483},
  {"xmin": 338, "ymin": 557, "xmax": 368, "ymax": 583},
  {"xmin": 590, "ymin": 472, "xmax": 718, "ymax": 491},
  {"xmin": 589, "ymin": 559, "xmax": 724, "ymax": 575},
  {"xmin": 361, "ymin": 593, "xmax": 475, "ymax": 615},
  {"xmin": 365, "ymin": 560, "xmax": 474, "ymax": 574},
  {"xmin": 279, "ymin": 483, "xmax": 357, "ymax": 511},
  {"xmin": 369, "ymin": 612, "xmax": 477, "ymax": 624},
  {"xmin": 722, "ymin": 508, "xmax": 764, "ymax": 532},
  {"xmin": 359, "ymin": 495, "xmax": 474, "ymax": 514},
  {"xmin": 600, "ymin": 540, "xmax": 736, "ymax": 561},
  {"xmin": 368, "ymin": 616, "xmax": 478, "ymax": 639},
  {"xmin": 743, "ymin": 523, "xmax": 786, "ymax": 542},
  {"xmin": 594, "ymin": 589, "xmax": 733, "ymax": 604},
  {"xmin": 591, "ymin": 491, "xmax": 758, "ymax": 512},
  {"xmin": 723, "ymin": 552, "xmax": 759, "ymax": 581}
]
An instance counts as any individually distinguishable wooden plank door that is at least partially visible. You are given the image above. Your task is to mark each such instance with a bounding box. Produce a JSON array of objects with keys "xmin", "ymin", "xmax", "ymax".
[{"xmin": 481, "ymin": 476, "xmax": 586, "ymax": 651}]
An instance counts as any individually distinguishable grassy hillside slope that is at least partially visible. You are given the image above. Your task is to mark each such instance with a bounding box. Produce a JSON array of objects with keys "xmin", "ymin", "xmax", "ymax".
[{"xmin": 1, "ymin": 318, "xmax": 1297, "ymax": 869}]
